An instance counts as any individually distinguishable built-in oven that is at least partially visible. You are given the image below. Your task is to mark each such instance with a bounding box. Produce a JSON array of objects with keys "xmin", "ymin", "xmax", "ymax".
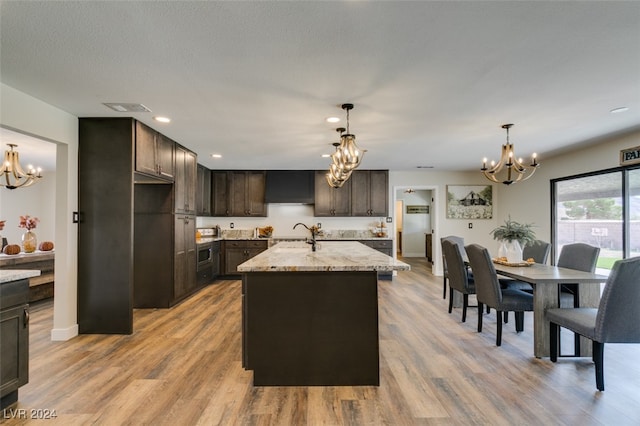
[{"xmin": 197, "ymin": 243, "xmax": 213, "ymax": 271}]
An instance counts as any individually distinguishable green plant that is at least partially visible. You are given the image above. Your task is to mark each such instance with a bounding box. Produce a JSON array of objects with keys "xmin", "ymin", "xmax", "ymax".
[{"xmin": 491, "ymin": 216, "xmax": 536, "ymax": 246}]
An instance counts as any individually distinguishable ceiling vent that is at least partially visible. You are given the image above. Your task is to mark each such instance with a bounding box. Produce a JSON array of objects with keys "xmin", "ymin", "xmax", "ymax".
[{"xmin": 102, "ymin": 103, "xmax": 152, "ymax": 112}]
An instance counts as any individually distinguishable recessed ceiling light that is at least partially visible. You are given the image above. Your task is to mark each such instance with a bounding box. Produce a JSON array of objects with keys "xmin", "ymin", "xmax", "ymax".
[
  {"xmin": 321, "ymin": 154, "xmax": 331, "ymax": 158},
  {"xmin": 153, "ymin": 116, "xmax": 171, "ymax": 123},
  {"xmin": 326, "ymin": 117, "xmax": 340, "ymax": 123},
  {"xmin": 211, "ymin": 154, "xmax": 222, "ymax": 158},
  {"xmin": 610, "ymin": 107, "xmax": 629, "ymax": 114}
]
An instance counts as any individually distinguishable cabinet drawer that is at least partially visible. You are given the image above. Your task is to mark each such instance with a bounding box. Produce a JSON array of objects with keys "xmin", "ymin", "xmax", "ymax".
[
  {"xmin": 225, "ymin": 240, "xmax": 268, "ymax": 249},
  {"xmin": 362, "ymin": 240, "xmax": 392, "ymax": 249}
]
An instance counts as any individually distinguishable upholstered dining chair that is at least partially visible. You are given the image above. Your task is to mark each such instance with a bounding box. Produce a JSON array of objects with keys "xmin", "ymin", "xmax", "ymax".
[
  {"xmin": 556, "ymin": 243, "xmax": 600, "ymax": 355},
  {"xmin": 465, "ymin": 243, "xmax": 534, "ymax": 346},
  {"xmin": 440, "ymin": 235, "xmax": 466, "ymax": 299},
  {"xmin": 547, "ymin": 256, "xmax": 640, "ymax": 391},
  {"xmin": 557, "ymin": 243, "xmax": 601, "ymax": 307},
  {"xmin": 442, "ymin": 239, "xmax": 475, "ymax": 322}
]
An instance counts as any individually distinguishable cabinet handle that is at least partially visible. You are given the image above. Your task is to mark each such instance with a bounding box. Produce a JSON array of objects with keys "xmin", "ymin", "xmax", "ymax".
[{"xmin": 23, "ymin": 308, "xmax": 29, "ymax": 327}]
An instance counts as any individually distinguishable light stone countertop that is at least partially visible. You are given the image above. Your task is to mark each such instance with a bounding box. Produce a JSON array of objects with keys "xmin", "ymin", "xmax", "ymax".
[
  {"xmin": 1, "ymin": 269, "xmax": 41, "ymax": 284},
  {"xmin": 237, "ymin": 241, "xmax": 410, "ymax": 273}
]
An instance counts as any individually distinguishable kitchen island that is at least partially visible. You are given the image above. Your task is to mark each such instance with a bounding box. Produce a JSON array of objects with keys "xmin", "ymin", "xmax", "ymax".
[{"xmin": 237, "ymin": 241, "xmax": 410, "ymax": 386}]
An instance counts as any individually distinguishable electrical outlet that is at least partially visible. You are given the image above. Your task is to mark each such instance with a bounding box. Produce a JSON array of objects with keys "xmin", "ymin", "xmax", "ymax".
[
  {"xmin": 317, "ymin": 223, "xmax": 321, "ymax": 229},
  {"xmin": 468, "ymin": 223, "xmax": 473, "ymax": 229},
  {"xmin": 386, "ymin": 217, "xmax": 392, "ymax": 223},
  {"xmin": 230, "ymin": 222, "xmax": 234, "ymax": 229}
]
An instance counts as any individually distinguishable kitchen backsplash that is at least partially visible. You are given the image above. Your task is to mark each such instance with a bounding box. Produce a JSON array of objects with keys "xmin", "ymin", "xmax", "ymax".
[{"xmin": 197, "ymin": 204, "xmax": 389, "ymax": 239}]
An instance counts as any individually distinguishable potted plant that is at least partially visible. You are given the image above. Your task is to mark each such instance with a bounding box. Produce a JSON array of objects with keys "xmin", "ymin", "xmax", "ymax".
[{"xmin": 491, "ymin": 216, "xmax": 536, "ymax": 262}]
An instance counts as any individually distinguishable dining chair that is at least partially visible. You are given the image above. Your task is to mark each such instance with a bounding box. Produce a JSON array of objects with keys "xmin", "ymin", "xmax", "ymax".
[
  {"xmin": 440, "ymin": 236, "xmax": 466, "ymax": 299},
  {"xmin": 557, "ymin": 243, "xmax": 601, "ymax": 306},
  {"xmin": 547, "ymin": 256, "xmax": 640, "ymax": 391},
  {"xmin": 556, "ymin": 243, "xmax": 600, "ymax": 355},
  {"xmin": 442, "ymin": 239, "xmax": 476, "ymax": 322},
  {"xmin": 465, "ymin": 243, "xmax": 534, "ymax": 346}
]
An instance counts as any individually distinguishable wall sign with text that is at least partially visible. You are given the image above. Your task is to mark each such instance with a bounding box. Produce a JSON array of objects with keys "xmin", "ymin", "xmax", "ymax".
[{"xmin": 620, "ymin": 146, "xmax": 640, "ymax": 166}]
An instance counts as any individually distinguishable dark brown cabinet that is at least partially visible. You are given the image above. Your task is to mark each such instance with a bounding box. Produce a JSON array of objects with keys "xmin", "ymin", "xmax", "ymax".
[
  {"xmin": 360, "ymin": 239, "xmax": 393, "ymax": 256},
  {"xmin": 175, "ymin": 144, "xmax": 197, "ymax": 214},
  {"xmin": 135, "ymin": 121, "xmax": 174, "ymax": 181},
  {"xmin": 230, "ymin": 171, "xmax": 267, "ymax": 217},
  {"xmin": 211, "ymin": 171, "xmax": 230, "ymax": 216},
  {"xmin": 223, "ymin": 240, "xmax": 268, "ymax": 275},
  {"xmin": 211, "ymin": 171, "xmax": 267, "ymax": 217},
  {"xmin": 0, "ymin": 278, "xmax": 29, "ymax": 409},
  {"xmin": 174, "ymin": 215, "xmax": 197, "ymax": 300},
  {"xmin": 425, "ymin": 233, "xmax": 433, "ymax": 262},
  {"xmin": 196, "ymin": 164, "xmax": 212, "ymax": 216},
  {"xmin": 79, "ymin": 118, "xmax": 200, "ymax": 330},
  {"xmin": 351, "ymin": 170, "xmax": 388, "ymax": 217},
  {"xmin": 314, "ymin": 171, "xmax": 352, "ymax": 216}
]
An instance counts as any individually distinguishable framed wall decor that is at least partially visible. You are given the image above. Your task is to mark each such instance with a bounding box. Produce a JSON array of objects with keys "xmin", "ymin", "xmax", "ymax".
[
  {"xmin": 406, "ymin": 205, "xmax": 429, "ymax": 214},
  {"xmin": 446, "ymin": 184, "xmax": 493, "ymax": 219}
]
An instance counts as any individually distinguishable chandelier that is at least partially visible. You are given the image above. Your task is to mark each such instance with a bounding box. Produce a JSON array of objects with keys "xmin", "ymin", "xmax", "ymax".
[
  {"xmin": 326, "ymin": 103, "xmax": 366, "ymax": 188},
  {"xmin": 1, "ymin": 144, "xmax": 43, "ymax": 189},
  {"xmin": 481, "ymin": 124, "xmax": 539, "ymax": 185}
]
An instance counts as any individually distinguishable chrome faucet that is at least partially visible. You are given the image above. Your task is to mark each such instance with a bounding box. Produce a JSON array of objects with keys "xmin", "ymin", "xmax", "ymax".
[{"xmin": 293, "ymin": 223, "xmax": 317, "ymax": 251}]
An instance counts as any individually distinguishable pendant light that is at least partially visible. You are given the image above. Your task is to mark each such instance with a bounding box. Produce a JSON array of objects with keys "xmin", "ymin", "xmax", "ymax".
[
  {"xmin": 336, "ymin": 103, "xmax": 365, "ymax": 171},
  {"xmin": 481, "ymin": 124, "xmax": 539, "ymax": 185},
  {"xmin": 1, "ymin": 144, "xmax": 43, "ymax": 190}
]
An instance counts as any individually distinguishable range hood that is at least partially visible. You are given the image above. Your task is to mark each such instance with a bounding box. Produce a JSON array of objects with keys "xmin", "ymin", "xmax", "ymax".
[{"xmin": 265, "ymin": 170, "xmax": 315, "ymax": 204}]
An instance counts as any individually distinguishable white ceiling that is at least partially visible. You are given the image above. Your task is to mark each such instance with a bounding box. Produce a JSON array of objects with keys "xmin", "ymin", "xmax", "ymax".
[{"xmin": 1, "ymin": 1, "xmax": 639, "ymax": 173}]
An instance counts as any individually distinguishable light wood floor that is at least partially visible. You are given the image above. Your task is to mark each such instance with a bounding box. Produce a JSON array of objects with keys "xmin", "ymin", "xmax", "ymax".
[{"xmin": 4, "ymin": 257, "xmax": 640, "ymax": 425}]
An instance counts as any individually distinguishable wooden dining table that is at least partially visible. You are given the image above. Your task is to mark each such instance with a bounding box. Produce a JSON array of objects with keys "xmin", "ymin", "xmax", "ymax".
[{"xmin": 492, "ymin": 262, "xmax": 608, "ymax": 358}]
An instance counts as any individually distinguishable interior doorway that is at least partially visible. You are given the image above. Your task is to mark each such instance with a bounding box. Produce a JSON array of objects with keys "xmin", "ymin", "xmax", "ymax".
[{"xmin": 394, "ymin": 188, "xmax": 433, "ymax": 258}]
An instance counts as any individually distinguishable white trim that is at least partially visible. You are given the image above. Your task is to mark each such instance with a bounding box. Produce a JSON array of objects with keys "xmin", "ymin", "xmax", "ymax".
[{"xmin": 50, "ymin": 324, "xmax": 78, "ymax": 341}]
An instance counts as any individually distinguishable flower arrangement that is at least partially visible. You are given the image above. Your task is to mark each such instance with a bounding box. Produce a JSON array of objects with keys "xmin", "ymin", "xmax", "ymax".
[
  {"xmin": 18, "ymin": 215, "xmax": 39, "ymax": 231},
  {"xmin": 490, "ymin": 216, "xmax": 536, "ymax": 246},
  {"xmin": 0, "ymin": 220, "xmax": 5, "ymax": 231}
]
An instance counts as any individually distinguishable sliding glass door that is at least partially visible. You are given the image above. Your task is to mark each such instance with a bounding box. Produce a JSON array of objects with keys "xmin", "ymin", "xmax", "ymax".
[{"xmin": 552, "ymin": 166, "xmax": 640, "ymax": 273}]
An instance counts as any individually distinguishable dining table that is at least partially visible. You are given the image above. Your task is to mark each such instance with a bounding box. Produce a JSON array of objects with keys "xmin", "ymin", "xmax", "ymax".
[{"xmin": 492, "ymin": 261, "xmax": 608, "ymax": 358}]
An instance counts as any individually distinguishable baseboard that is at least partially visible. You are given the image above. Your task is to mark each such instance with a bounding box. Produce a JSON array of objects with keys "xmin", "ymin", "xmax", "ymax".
[
  {"xmin": 401, "ymin": 252, "xmax": 424, "ymax": 257},
  {"xmin": 51, "ymin": 324, "xmax": 79, "ymax": 341}
]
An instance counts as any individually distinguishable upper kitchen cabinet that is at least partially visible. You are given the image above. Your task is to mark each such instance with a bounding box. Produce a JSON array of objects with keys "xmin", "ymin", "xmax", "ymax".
[
  {"xmin": 211, "ymin": 171, "xmax": 230, "ymax": 216},
  {"xmin": 314, "ymin": 171, "xmax": 351, "ymax": 216},
  {"xmin": 212, "ymin": 171, "xmax": 266, "ymax": 217},
  {"xmin": 196, "ymin": 164, "xmax": 212, "ymax": 216},
  {"xmin": 350, "ymin": 170, "xmax": 388, "ymax": 217},
  {"xmin": 135, "ymin": 121, "xmax": 174, "ymax": 181},
  {"xmin": 229, "ymin": 171, "xmax": 267, "ymax": 217},
  {"xmin": 174, "ymin": 144, "xmax": 197, "ymax": 214}
]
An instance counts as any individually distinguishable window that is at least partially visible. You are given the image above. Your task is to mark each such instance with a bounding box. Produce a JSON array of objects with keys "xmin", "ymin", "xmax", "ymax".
[{"xmin": 552, "ymin": 166, "xmax": 640, "ymax": 274}]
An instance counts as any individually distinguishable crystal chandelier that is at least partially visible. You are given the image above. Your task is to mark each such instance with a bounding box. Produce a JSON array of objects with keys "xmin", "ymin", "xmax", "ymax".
[
  {"xmin": 1, "ymin": 144, "xmax": 43, "ymax": 189},
  {"xmin": 326, "ymin": 103, "xmax": 366, "ymax": 188},
  {"xmin": 481, "ymin": 124, "xmax": 539, "ymax": 185}
]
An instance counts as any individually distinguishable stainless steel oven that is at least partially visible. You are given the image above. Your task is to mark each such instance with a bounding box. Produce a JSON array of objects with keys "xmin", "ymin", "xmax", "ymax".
[{"xmin": 197, "ymin": 243, "xmax": 213, "ymax": 271}]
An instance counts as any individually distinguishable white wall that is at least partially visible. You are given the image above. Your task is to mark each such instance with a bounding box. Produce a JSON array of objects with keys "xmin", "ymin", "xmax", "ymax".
[
  {"xmin": 0, "ymin": 83, "xmax": 78, "ymax": 341},
  {"xmin": 389, "ymin": 170, "xmax": 499, "ymax": 275},
  {"xmin": 0, "ymin": 170, "xmax": 56, "ymax": 244},
  {"xmin": 497, "ymin": 127, "xmax": 640, "ymax": 258}
]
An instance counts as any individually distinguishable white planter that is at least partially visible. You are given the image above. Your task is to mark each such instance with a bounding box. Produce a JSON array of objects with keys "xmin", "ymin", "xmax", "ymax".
[{"xmin": 503, "ymin": 240, "xmax": 522, "ymax": 263}]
